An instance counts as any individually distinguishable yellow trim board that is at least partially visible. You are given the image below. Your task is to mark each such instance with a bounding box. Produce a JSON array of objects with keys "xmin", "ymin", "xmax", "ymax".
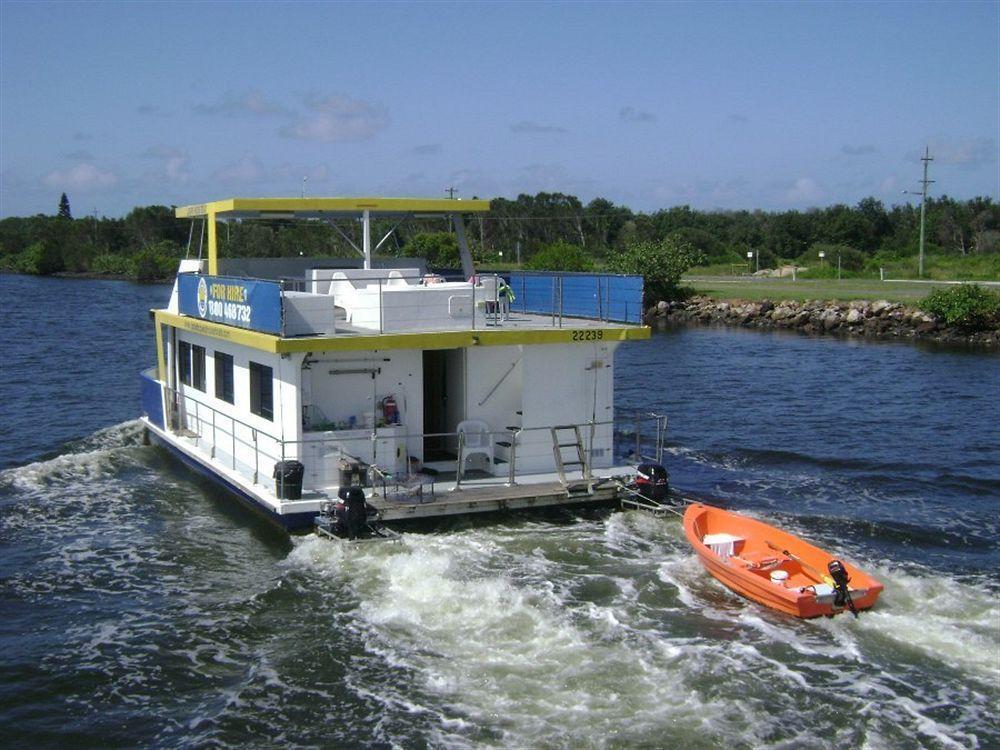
[
  {"xmin": 277, "ymin": 325, "xmax": 650, "ymax": 353},
  {"xmin": 156, "ymin": 310, "xmax": 281, "ymax": 352},
  {"xmin": 176, "ymin": 197, "xmax": 491, "ymax": 218},
  {"xmin": 154, "ymin": 309, "xmax": 649, "ymax": 354},
  {"xmin": 154, "ymin": 313, "xmax": 167, "ymax": 381}
]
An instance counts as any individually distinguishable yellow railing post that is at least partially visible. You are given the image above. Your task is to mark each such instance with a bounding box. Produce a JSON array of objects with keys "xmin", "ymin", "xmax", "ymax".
[{"xmin": 207, "ymin": 210, "xmax": 218, "ymax": 275}]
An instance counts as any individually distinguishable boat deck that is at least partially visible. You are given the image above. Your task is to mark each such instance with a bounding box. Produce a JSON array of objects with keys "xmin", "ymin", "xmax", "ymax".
[
  {"xmin": 367, "ymin": 476, "xmax": 620, "ymax": 522},
  {"xmin": 146, "ymin": 416, "xmax": 629, "ymax": 528},
  {"xmin": 328, "ymin": 310, "xmax": 638, "ymax": 337}
]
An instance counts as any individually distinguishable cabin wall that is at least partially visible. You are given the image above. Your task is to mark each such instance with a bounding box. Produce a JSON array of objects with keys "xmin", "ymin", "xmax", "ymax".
[
  {"xmin": 517, "ymin": 342, "xmax": 620, "ymax": 473},
  {"xmin": 463, "ymin": 346, "xmax": 523, "ymax": 441},
  {"xmin": 169, "ymin": 329, "xmax": 302, "ymax": 484},
  {"xmin": 303, "ymin": 349, "xmax": 423, "ymax": 472}
]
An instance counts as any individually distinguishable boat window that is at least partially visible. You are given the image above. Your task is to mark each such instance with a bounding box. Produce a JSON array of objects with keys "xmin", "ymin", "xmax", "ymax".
[
  {"xmin": 215, "ymin": 352, "xmax": 234, "ymax": 404},
  {"xmin": 178, "ymin": 342, "xmax": 192, "ymax": 386},
  {"xmin": 191, "ymin": 345, "xmax": 206, "ymax": 392},
  {"xmin": 249, "ymin": 361, "xmax": 273, "ymax": 421}
]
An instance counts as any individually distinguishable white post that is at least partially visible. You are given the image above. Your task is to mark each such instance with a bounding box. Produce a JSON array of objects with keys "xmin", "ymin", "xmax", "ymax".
[{"xmin": 363, "ymin": 209, "xmax": 371, "ymax": 270}]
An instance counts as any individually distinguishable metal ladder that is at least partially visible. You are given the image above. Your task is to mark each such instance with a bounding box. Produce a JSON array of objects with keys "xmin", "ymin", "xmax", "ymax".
[{"xmin": 550, "ymin": 425, "xmax": 593, "ymax": 493}]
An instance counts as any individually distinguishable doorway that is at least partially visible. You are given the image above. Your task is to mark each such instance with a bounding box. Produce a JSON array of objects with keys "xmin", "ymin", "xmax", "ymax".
[{"xmin": 423, "ymin": 348, "xmax": 466, "ymax": 461}]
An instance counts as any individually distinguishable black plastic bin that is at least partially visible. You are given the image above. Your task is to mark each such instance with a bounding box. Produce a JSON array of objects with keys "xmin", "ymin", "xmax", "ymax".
[{"xmin": 273, "ymin": 460, "xmax": 305, "ymax": 500}]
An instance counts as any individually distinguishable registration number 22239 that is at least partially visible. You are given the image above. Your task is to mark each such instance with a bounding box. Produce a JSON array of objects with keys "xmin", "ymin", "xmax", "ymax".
[{"xmin": 570, "ymin": 329, "xmax": 604, "ymax": 341}]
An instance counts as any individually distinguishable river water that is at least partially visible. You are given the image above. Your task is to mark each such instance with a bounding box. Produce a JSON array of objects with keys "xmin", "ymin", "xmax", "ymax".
[{"xmin": 1, "ymin": 274, "xmax": 997, "ymax": 749}]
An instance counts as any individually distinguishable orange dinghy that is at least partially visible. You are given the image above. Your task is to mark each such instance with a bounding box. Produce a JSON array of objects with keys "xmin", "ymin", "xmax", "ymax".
[{"xmin": 683, "ymin": 503, "xmax": 883, "ymax": 618}]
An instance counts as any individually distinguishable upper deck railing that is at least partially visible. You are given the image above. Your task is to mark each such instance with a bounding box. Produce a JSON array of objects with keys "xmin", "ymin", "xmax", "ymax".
[{"xmin": 174, "ymin": 269, "xmax": 644, "ymax": 338}]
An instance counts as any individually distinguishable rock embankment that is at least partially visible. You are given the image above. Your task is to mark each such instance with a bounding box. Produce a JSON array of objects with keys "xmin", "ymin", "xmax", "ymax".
[{"xmin": 648, "ymin": 296, "xmax": 1000, "ymax": 347}]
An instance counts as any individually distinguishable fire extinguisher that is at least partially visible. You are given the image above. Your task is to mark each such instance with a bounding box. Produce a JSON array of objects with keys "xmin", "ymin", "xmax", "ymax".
[{"xmin": 380, "ymin": 395, "xmax": 399, "ymax": 424}]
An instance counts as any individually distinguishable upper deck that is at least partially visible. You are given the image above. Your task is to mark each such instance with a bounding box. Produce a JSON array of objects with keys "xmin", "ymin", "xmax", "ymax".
[
  {"xmin": 160, "ymin": 196, "xmax": 649, "ymax": 355},
  {"xmin": 158, "ymin": 263, "xmax": 647, "ymax": 355}
]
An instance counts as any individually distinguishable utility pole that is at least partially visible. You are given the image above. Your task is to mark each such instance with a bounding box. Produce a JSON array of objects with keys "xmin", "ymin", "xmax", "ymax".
[
  {"xmin": 445, "ymin": 186, "xmax": 458, "ymax": 199},
  {"xmin": 918, "ymin": 146, "xmax": 934, "ymax": 278}
]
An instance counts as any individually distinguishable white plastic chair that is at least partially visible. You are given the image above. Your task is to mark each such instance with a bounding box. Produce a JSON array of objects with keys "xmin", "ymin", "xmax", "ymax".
[{"xmin": 457, "ymin": 419, "xmax": 494, "ymax": 472}]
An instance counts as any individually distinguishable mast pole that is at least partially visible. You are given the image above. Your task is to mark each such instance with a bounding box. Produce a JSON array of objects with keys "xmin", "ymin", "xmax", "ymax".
[
  {"xmin": 918, "ymin": 146, "xmax": 934, "ymax": 278},
  {"xmin": 363, "ymin": 209, "xmax": 371, "ymax": 269}
]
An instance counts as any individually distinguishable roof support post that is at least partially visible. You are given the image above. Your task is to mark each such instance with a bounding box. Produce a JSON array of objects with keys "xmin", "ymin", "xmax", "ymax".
[
  {"xmin": 362, "ymin": 209, "xmax": 371, "ymax": 269},
  {"xmin": 207, "ymin": 210, "xmax": 218, "ymax": 275},
  {"xmin": 451, "ymin": 213, "xmax": 475, "ymax": 280}
]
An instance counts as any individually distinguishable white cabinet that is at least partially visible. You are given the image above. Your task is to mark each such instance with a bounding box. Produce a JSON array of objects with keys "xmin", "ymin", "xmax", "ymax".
[{"xmin": 301, "ymin": 426, "xmax": 407, "ymax": 489}]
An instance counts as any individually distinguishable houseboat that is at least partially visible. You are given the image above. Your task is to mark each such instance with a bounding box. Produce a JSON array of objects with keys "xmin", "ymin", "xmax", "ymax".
[{"xmin": 139, "ymin": 197, "xmax": 658, "ymax": 531}]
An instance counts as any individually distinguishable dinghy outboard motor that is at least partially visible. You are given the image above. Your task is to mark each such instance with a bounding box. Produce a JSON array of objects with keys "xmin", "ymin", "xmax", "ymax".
[
  {"xmin": 827, "ymin": 559, "xmax": 858, "ymax": 618},
  {"xmin": 635, "ymin": 462, "xmax": 669, "ymax": 503}
]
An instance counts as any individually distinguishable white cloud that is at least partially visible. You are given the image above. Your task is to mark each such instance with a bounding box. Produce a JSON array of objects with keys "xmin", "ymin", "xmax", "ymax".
[
  {"xmin": 907, "ymin": 137, "xmax": 996, "ymax": 167},
  {"xmin": 440, "ymin": 168, "xmax": 501, "ymax": 198},
  {"xmin": 212, "ymin": 154, "xmax": 331, "ymax": 186},
  {"xmin": 270, "ymin": 163, "xmax": 331, "ymax": 183},
  {"xmin": 43, "ymin": 162, "xmax": 118, "ymax": 190},
  {"xmin": 141, "ymin": 146, "xmax": 190, "ymax": 183},
  {"xmin": 785, "ymin": 177, "xmax": 824, "ymax": 203},
  {"xmin": 520, "ymin": 162, "xmax": 571, "ymax": 190},
  {"xmin": 280, "ymin": 94, "xmax": 389, "ymax": 142},
  {"xmin": 195, "ymin": 90, "xmax": 290, "ymax": 117},
  {"xmin": 213, "ymin": 154, "xmax": 264, "ymax": 183},
  {"xmin": 649, "ymin": 178, "xmax": 751, "ymax": 208},
  {"xmin": 879, "ymin": 175, "xmax": 899, "ymax": 193}
]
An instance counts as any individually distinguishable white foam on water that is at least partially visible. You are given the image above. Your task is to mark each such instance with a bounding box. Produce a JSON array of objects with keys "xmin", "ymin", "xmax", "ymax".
[
  {"xmin": 291, "ymin": 511, "xmax": 1000, "ymax": 748},
  {"xmin": 850, "ymin": 562, "xmax": 1000, "ymax": 685},
  {"xmin": 290, "ymin": 531, "xmax": 750, "ymax": 747},
  {"xmin": 0, "ymin": 420, "xmax": 146, "ymax": 494},
  {"xmin": 293, "ymin": 527, "xmax": 939, "ymax": 748}
]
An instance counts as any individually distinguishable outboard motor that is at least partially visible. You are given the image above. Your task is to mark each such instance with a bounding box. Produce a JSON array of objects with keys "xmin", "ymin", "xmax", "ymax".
[
  {"xmin": 827, "ymin": 559, "xmax": 858, "ymax": 618},
  {"xmin": 344, "ymin": 486, "xmax": 369, "ymax": 540},
  {"xmin": 635, "ymin": 462, "xmax": 669, "ymax": 503}
]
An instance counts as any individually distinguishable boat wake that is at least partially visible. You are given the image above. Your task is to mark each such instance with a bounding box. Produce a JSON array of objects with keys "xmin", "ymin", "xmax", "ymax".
[
  {"xmin": 287, "ymin": 511, "xmax": 998, "ymax": 749},
  {"xmin": 0, "ymin": 420, "xmax": 147, "ymax": 492},
  {"xmin": 3, "ymin": 421, "xmax": 996, "ymax": 748}
]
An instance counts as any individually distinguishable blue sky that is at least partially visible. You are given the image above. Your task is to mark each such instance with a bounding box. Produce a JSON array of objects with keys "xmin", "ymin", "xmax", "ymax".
[{"xmin": 1, "ymin": 0, "xmax": 997, "ymax": 218}]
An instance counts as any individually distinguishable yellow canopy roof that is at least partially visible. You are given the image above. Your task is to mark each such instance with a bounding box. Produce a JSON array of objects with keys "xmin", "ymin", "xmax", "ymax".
[{"xmin": 175, "ymin": 196, "xmax": 491, "ymax": 219}]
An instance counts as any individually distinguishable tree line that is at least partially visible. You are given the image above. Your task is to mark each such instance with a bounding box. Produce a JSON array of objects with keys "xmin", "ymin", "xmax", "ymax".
[{"xmin": 1, "ymin": 191, "xmax": 997, "ymax": 281}]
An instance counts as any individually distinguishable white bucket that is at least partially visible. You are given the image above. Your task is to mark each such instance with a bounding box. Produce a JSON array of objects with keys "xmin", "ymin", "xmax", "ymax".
[{"xmin": 770, "ymin": 570, "xmax": 790, "ymax": 586}]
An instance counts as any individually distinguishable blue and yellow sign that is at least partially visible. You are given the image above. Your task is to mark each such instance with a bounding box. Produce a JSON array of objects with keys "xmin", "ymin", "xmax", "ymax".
[{"xmin": 178, "ymin": 274, "xmax": 283, "ymax": 334}]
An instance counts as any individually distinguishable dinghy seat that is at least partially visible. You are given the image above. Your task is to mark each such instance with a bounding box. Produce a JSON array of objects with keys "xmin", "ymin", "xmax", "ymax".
[
  {"xmin": 701, "ymin": 533, "xmax": 743, "ymax": 559},
  {"xmin": 733, "ymin": 550, "xmax": 783, "ymax": 570}
]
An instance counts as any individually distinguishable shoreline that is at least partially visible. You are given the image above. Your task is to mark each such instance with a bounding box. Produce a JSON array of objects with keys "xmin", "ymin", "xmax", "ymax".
[
  {"xmin": 0, "ymin": 269, "xmax": 172, "ymax": 283},
  {"xmin": 647, "ymin": 296, "xmax": 1000, "ymax": 349}
]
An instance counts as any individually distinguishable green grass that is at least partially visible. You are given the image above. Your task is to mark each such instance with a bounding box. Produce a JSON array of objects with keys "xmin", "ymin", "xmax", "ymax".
[
  {"xmin": 685, "ymin": 252, "xmax": 999, "ymax": 303},
  {"xmin": 876, "ymin": 254, "xmax": 1000, "ymax": 281}
]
